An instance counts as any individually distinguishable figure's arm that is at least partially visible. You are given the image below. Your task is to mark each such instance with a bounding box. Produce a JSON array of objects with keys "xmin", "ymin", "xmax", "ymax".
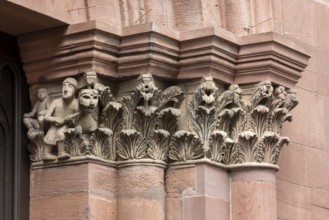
[
  {"xmin": 44, "ymin": 101, "xmax": 56, "ymax": 123},
  {"xmin": 64, "ymin": 112, "xmax": 80, "ymax": 127},
  {"xmin": 23, "ymin": 102, "xmax": 38, "ymax": 118}
]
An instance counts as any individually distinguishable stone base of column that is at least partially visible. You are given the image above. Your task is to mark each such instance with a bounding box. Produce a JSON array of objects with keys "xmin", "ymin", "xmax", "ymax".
[
  {"xmin": 165, "ymin": 162, "xmax": 230, "ymax": 220},
  {"xmin": 117, "ymin": 162, "xmax": 166, "ymax": 220},
  {"xmin": 231, "ymin": 167, "xmax": 277, "ymax": 220},
  {"xmin": 30, "ymin": 160, "xmax": 117, "ymax": 220}
]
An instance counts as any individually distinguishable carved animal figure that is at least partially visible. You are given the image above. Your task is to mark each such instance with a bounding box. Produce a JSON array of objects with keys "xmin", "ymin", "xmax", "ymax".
[{"xmin": 75, "ymin": 89, "xmax": 99, "ymax": 133}]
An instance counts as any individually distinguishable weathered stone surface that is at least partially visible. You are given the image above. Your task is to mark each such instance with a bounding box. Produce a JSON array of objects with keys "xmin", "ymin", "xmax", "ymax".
[
  {"xmin": 166, "ymin": 164, "xmax": 229, "ymax": 220},
  {"xmin": 8, "ymin": 1, "xmax": 322, "ymax": 220},
  {"xmin": 30, "ymin": 163, "xmax": 117, "ymax": 220},
  {"xmin": 117, "ymin": 165, "xmax": 165, "ymax": 220},
  {"xmin": 231, "ymin": 169, "xmax": 277, "ymax": 220},
  {"xmin": 277, "ymin": 181, "xmax": 311, "ymax": 220}
]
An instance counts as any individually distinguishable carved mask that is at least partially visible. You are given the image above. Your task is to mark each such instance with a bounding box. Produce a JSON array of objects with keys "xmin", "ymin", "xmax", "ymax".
[{"xmin": 78, "ymin": 89, "xmax": 99, "ymax": 113}]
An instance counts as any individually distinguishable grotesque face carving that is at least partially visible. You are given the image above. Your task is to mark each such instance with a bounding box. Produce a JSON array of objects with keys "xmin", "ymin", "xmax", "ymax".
[
  {"xmin": 37, "ymin": 87, "xmax": 48, "ymax": 101},
  {"xmin": 78, "ymin": 89, "xmax": 99, "ymax": 113}
]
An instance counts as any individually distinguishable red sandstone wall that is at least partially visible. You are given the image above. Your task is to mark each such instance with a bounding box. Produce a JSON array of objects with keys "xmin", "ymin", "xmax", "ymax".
[
  {"xmin": 277, "ymin": 0, "xmax": 329, "ymax": 219},
  {"xmin": 3, "ymin": 0, "xmax": 329, "ymax": 219}
]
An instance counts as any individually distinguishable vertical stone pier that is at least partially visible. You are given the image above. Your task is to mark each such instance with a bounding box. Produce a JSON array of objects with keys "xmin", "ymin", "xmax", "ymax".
[
  {"xmin": 166, "ymin": 163, "xmax": 230, "ymax": 220},
  {"xmin": 30, "ymin": 160, "xmax": 117, "ymax": 220},
  {"xmin": 117, "ymin": 163, "xmax": 166, "ymax": 220},
  {"xmin": 231, "ymin": 167, "xmax": 277, "ymax": 220}
]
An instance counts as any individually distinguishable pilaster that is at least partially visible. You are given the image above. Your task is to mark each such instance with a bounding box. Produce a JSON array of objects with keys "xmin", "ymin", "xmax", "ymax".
[{"xmin": 30, "ymin": 161, "xmax": 117, "ymax": 220}]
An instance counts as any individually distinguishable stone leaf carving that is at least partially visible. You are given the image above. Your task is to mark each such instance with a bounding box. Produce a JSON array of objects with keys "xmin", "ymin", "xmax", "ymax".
[
  {"xmin": 159, "ymin": 108, "xmax": 181, "ymax": 134},
  {"xmin": 148, "ymin": 129, "xmax": 170, "ymax": 161},
  {"xmin": 27, "ymin": 132, "xmax": 45, "ymax": 162},
  {"xmin": 134, "ymin": 106, "xmax": 159, "ymax": 140},
  {"xmin": 116, "ymin": 129, "xmax": 148, "ymax": 160},
  {"xmin": 188, "ymin": 76, "xmax": 218, "ymax": 155},
  {"xmin": 152, "ymin": 86, "xmax": 184, "ymax": 109},
  {"xmin": 64, "ymin": 126, "xmax": 113, "ymax": 159},
  {"xmin": 207, "ymin": 130, "xmax": 234, "ymax": 164},
  {"xmin": 216, "ymin": 84, "xmax": 242, "ymax": 134},
  {"xmin": 154, "ymin": 86, "xmax": 183, "ymax": 134},
  {"xmin": 216, "ymin": 81, "xmax": 297, "ymax": 164},
  {"xmin": 64, "ymin": 126, "xmax": 84, "ymax": 157},
  {"xmin": 99, "ymin": 101, "xmax": 124, "ymax": 160},
  {"xmin": 169, "ymin": 131, "xmax": 204, "ymax": 161},
  {"xmin": 87, "ymin": 128, "xmax": 113, "ymax": 159},
  {"xmin": 117, "ymin": 74, "xmax": 183, "ymax": 161},
  {"xmin": 25, "ymin": 74, "xmax": 296, "ymax": 167},
  {"xmin": 229, "ymin": 131, "xmax": 259, "ymax": 164},
  {"xmin": 119, "ymin": 90, "xmax": 142, "ymax": 130}
]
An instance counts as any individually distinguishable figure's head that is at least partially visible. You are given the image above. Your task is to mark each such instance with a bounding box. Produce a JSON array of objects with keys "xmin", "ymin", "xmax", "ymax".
[
  {"xmin": 37, "ymin": 87, "xmax": 48, "ymax": 101},
  {"xmin": 62, "ymin": 78, "xmax": 78, "ymax": 99},
  {"xmin": 78, "ymin": 89, "xmax": 99, "ymax": 113}
]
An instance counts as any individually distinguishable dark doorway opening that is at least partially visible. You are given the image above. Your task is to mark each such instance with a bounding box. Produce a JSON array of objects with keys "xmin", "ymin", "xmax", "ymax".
[{"xmin": 0, "ymin": 32, "xmax": 30, "ymax": 220}]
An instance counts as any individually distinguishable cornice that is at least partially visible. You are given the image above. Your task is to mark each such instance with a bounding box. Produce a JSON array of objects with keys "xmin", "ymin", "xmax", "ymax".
[{"xmin": 19, "ymin": 21, "xmax": 310, "ymax": 88}]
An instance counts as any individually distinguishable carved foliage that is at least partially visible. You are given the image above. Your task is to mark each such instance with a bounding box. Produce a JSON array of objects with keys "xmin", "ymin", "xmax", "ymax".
[
  {"xmin": 207, "ymin": 131, "xmax": 233, "ymax": 164},
  {"xmin": 116, "ymin": 130, "xmax": 148, "ymax": 160},
  {"xmin": 64, "ymin": 126, "xmax": 84, "ymax": 157},
  {"xmin": 148, "ymin": 130, "xmax": 170, "ymax": 161},
  {"xmin": 27, "ymin": 131, "xmax": 44, "ymax": 162},
  {"xmin": 169, "ymin": 131, "xmax": 204, "ymax": 161},
  {"xmin": 64, "ymin": 126, "xmax": 113, "ymax": 159},
  {"xmin": 188, "ymin": 77, "xmax": 217, "ymax": 146},
  {"xmin": 216, "ymin": 81, "xmax": 296, "ymax": 164},
  {"xmin": 187, "ymin": 77, "xmax": 221, "ymax": 160},
  {"xmin": 88, "ymin": 128, "xmax": 113, "ymax": 159},
  {"xmin": 99, "ymin": 101, "xmax": 124, "ymax": 160},
  {"xmin": 26, "ymin": 74, "xmax": 296, "ymax": 167},
  {"xmin": 115, "ymin": 74, "xmax": 184, "ymax": 162}
]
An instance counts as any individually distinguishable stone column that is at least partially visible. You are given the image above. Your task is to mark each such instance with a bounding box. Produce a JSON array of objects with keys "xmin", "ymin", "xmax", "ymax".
[
  {"xmin": 113, "ymin": 74, "xmax": 184, "ymax": 220},
  {"xmin": 117, "ymin": 162, "xmax": 166, "ymax": 220},
  {"xmin": 219, "ymin": 81, "xmax": 298, "ymax": 220},
  {"xmin": 231, "ymin": 167, "xmax": 277, "ymax": 220}
]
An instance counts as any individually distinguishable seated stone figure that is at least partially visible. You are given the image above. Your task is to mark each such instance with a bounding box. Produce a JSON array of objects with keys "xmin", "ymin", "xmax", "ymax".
[
  {"xmin": 43, "ymin": 78, "xmax": 79, "ymax": 161},
  {"xmin": 23, "ymin": 87, "xmax": 51, "ymax": 138}
]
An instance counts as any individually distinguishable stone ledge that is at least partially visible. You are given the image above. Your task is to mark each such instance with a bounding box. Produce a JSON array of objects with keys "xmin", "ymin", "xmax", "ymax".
[
  {"xmin": 19, "ymin": 21, "xmax": 310, "ymax": 88},
  {"xmin": 167, "ymin": 159, "xmax": 279, "ymax": 171},
  {"xmin": 31, "ymin": 155, "xmax": 116, "ymax": 170}
]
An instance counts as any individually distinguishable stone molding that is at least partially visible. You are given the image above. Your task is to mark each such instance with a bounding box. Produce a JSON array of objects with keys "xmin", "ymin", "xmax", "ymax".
[
  {"xmin": 26, "ymin": 73, "xmax": 297, "ymax": 170},
  {"xmin": 19, "ymin": 21, "xmax": 309, "ymax": 88}
]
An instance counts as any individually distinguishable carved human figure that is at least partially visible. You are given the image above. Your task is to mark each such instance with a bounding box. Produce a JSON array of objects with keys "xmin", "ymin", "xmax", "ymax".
[
  {"xmin": 274, "ymin": 86, "xmax": 287, "ymax": 100},
  {"xmin": 75, "ymin": 89, "xmax": 99, "ymax": 133},
  {"xmin": 23, "ymin": 87, "xmax": 51, "ymax": 136},
  {"xmin": 43, "ymin": 78, "xmax": 79, "ymax": 161}
]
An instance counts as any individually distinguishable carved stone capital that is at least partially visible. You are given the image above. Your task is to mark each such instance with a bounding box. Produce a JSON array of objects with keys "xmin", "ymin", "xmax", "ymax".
[
  {"xmin": 25, "ymin": 74, "xmax": 296, "ymax": 169},
  {"xmin": 216, "ymin": 81, "xmax": 297, "ymax": 166}
]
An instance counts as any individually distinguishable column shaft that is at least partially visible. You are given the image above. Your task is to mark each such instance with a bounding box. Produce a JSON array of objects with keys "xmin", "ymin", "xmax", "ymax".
[
  {"xmin": 117, "ymin": 165, "xmax": 165, "ymax": 220},
  {"xmin": 231, "ymin": 169, "xmax": 277, "ymax": 220}
]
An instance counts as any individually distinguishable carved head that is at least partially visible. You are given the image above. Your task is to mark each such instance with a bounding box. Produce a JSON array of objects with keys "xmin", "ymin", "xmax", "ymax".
[
  {"xmin": 78, "ymin": 89, "xmax": 99, "ymax": 113},
  {"xmin": 62, "ymin": 78, "xmax": 78, "ymax": 99},
  {"xmin": 37, "ymin": 87, "xmax": 49, "ymax": 101}
]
